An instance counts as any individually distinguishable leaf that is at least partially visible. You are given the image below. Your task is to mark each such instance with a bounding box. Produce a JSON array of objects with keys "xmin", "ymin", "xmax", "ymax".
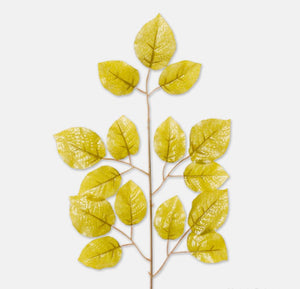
[
  {"xmin": 107, "ymin": 115, "xmax": 139, "ymax": 160},
  {"xmin": 187, "ymin": 231, "xmax": 228, "ymax": 263},
  {"xmin": 134, "ymin": 14, "xmax": 176, "ymax": 70},
  {"xmin": 184, "ymin": 162, "xmax": 229, "ymax": 192},
  {"xmin": 78, "ymin": 236, "xmax": 122, "ymax": 269},
  {"xmin": 78, "ymin": 166, "xmax": 121, "ymax": 199},
  {"xmin": 159, "ymin": 61, "xmax": 201, "ymax": 94},
  {"xmin": 115, "ymin": 181, "xmax": 147, "ymax": 225},
  {"xmin": 98, "ymin": 61, "xmax": 139, "ymax": 96},
  {"xmin": 189, "ymin": 119, "xmax": 231, "ymax": 162},
  {"xmin": 188, "ymin": 189, "xmax": 228, "ymax": 235},
  {"xmin": 154, "ymin": 117, "xmax": 186, "ymax": 163},
  {"xmin": 54, "ymin": 127, "xmax": 105, "ymax": 169},
  {"xmin": 154, "ymin": 196, "xmax": 186, "ymax": 240},
  {"xmin": 70, "ymin": 196, "xmax": 115, "ymax": 237}
]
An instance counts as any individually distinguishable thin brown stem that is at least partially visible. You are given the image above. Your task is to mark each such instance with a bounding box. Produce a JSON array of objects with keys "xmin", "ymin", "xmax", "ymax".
[
  {"xmin": 152, "ymin": 156, "xmax": 190, "ymax": 195},
  {"xmin": 148, "ymin": 86, "xmax": 161, "ymax": 97},
  {"xmin": 162, "ymin": 162, "xmax": 167, "ymax": 179},
  {"xmin": 103, "ymin": 157, "xmax": 149, "ymax": 175},
  {"xmin": 153, "ymin": 228, "xmax": 191, "ymax": 277},
  {"xmin": 168, "ymin": 175, "xmax": 183, "ymax": 178},
  {"xmin": 172, "ymin": 251, "xmax": 190, "ymax": 254},
  {"xmin": 166, "ymin": 239, "xmax": 169, "ymax": 255},
  {"xmin": 136, "ymin": 87, "xmax": 147, "ymax": 94},
  {"xmin": 120, "ymin": 167, "xmax": 133, "ymax": 175},
  {"xmin": 130, "ymin": 225, "xmax": 133, "ymax": 239},
  {"xmin": 112, "ymin": 225, "xmax": 150, "ymax": 262},
  {"xmin": 145, "ymin": 68, "xmax": 154, "ymax": 289},
  {"xmin": 121, "ymin": 243, "xmax": 133, "ymax": 248}
]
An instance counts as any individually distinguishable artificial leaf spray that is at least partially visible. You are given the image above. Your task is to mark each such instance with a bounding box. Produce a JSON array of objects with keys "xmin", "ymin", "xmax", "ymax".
[{"xmin": 54, "ymin": 14, "xmax": 231, "ymax": 289}]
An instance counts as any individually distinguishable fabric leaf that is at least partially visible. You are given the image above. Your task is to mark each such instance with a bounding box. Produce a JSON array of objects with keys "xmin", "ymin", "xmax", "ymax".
[
  {"xmin": 98, "ymin": 61, "xmax": 139, "ymax": 96},
  {"xmin": 115, "ymin": 181, "xmax": 147, "ymax": 225},
  {"xmin": 154, "ymin": 117, "xmax": 186, "ymax": 162},
  {"xmin": 187, "ymin": 231, "xmax": 228, "ymax": 263},
  {"xmin": 159, "ymin": 61, "xmax": 201, "ymax": 94},
  {"xmin": 134, "ymin": 14, "xmax": 176, "ymax": 70},
  {"xmin": 54, "ymin": 127, "xmax": 105, "ymax": 169},
  {"xmin": 78, "ymin": 237, "xmax": 122, "ymax": 269},
  {"xmin": 188, "ymin": 189, "xmax": 228, "ymax": 234},
  {"xmin": 107, "ymin": 115, "xmax": 139, "ymax": 160},
  {"xmin": 79, "ymin": 166, "xmax": 121, "ymax": 199},
  {"xmin": 154, "ymin": 196, "xmax": 186, "ymax": 240},
  {"xmin": 70, "ymin": 196, "xmax": 115, "ymax": 237},
  {"xmin": 184, "ymin": 162, "xmax": 229, "ymax": 192},
  {"xmin": 189, "ymin": 119, "xmax": 231, "ymax": 162}
]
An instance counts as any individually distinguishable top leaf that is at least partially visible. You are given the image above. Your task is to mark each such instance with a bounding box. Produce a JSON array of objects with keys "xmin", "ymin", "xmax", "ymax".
[
  {"xmin": 134, "ymin": 14, "xmax": 176, "ymax": 70},
  {"xmin": 159, "ymin": 61, "xmax": 201, "ymax": 95},
  {"xmin": 54, "ymin": 127, "xmax": 106, "ymax": 169},
  {"xmin": 98, "ymin": 61, "xmax": 139, "ymax": 96},
  {"xmin": 107, "ymin": 115, "xmax": 139, "ymax": 160},
  {"xmin": 189, "ymin": 119, "xmax": 231, "ymax": 162}
]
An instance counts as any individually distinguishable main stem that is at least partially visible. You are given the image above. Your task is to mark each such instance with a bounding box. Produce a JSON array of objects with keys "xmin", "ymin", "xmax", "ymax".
[{"xmin": 146, "ymin": 69, "xmax": 154, "ymax": 289}]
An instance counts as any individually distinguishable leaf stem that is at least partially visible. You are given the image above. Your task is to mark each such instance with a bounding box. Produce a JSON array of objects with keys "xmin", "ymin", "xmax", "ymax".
[
  {"xmin": 153, "ymin": 228, "xmax": 191, "ymax": 277},
  {"xmin": 103, "ymin": 157, "xmax": 149, "ymax": 175},
  {"xmin": 152, "ymin": 156, "xmax": 190, "ymax": 195},
  {"xmin": 112, "ymin": 225, "xmax": 150, "ymax": 262},
  {"xmin": 136, "ymin": 87, "xmax": 147, "ymax": 94},
  {"xmin": 148, "ymin": 86, "xmax": 161, "ymax": 97}
]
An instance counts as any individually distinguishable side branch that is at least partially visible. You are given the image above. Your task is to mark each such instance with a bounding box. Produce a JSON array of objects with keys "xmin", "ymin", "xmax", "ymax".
[
  {"xmin": 152, "ymin": 156, "xmax": 190, "ymax": 195},
  {"xmin": 153, "ymin": 228, "xmax": 191, "ymax": 277},
  {"xmin": 103, "ymin": 157, "xmax": 149, "ymax": 175},
  {"xmin": 112, "ymin": 225, "xmax": 150, "ymax": 262}
]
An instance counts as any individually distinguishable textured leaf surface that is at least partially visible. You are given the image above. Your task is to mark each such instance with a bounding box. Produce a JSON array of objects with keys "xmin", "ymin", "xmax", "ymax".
[
  {"xmin": 134, "ymin": 14, "xmax": 176, "ymax": 70},
  {"xmin": 115, "ymin": 181, "xmax": 147, "ymax": 225},
  {"xmin": 107, "ymin": 115, "xmax": 139, "ymax": 160},
  {"xmin": 54, "ymin": 127, "xmax": 105, "ymax": 169},
  {"xmin": 189, "ymin": 119, "xmax": 231, "ymax": 162},
  {"xmin": 78, "ymin": 237, "xmax": 122, "ymax": 269},
  {"xmin": 154, "ymin": 117, "xmax": 186, "ymax": 162},
  {"xmin": 98, "ymin": 61, "xmax": 139, "ymax": 95},
  {"xmin": 187, "ymin": 231, "xmax": 228, "ymax": 263},
  {"xmin": 70, "ymin": 196, "xmax": 115, "ymax": 237},
  {"xmin": 79, "ymin": 166, "xmax": 121, "ymax": 199},
  {"xmin": 159, "ymin": 61, "xmax": 201, "ymax": 94},
  {"xmin": 154, "ymin": 196, "xmax": 186, "ymax": 240},
  {"xmin": 184, "ymin": 162, "xmax": 229, "ymax": 192},
  {"xmin": 188, "ymin": 190, "xmax": 228, "ymax": 234}
]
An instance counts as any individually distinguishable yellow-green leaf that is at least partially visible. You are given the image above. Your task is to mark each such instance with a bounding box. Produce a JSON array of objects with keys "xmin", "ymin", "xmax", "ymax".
[
  {"xmin": 107, "ymin": 115, "xmax": 139, "ymax": 160},
  {"xmin": 78, "ymin": 237, "xmax": 122, "ymax": 269},
  {"xmin": 154, "ymin": 117, "xmax": 186, "ymax": 162},
  {"xmin": 54, "ymin": 127, "xmax": 105, "ymax": 169},
  {"xmin": 154, "ymin": 196, "xmax": 186, "ymax": 240},
  {"xmin": 188, "ymin": 190, "xmax": 228, "ymax": 234},
  {"xmin": 189, "ymin": 119, "xmax": 231, "ymax": 162},
  {"xmin": 134, "ymin": 14, "xmax": 176, "ymax": 70},
  {"xmin": 79, "ymin": 166, "xmax": 121, "ymax": 199},
  {"xmin": 184, "ymin": 162, "xmax": 229, "ymax": 192},
  {"xmin": 98, "ymin": 61, "xmax": 139, "ymax": 96},
  {"xmin": 115, "ymin": 181, "xmax": 147, "ymax": 225},
  {"xmin": 187, "ymin": 231, "xmax": 228, "ymax": 263},
  {"xmin": 70, "ymin": 196, "xmax": 115, "ymax": 237},
  {"xmin": 159, "ymin": 61, "xmax": 201, "ymax": 94}
]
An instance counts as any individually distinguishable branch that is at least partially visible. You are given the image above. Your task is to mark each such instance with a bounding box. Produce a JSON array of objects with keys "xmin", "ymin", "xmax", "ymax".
[
  {"xmin": 148, "ymin": 86, "xmax": 161, "ymax": 97},
  {"xmin": 152, "ymin": 156, "xmax": 190, "ymax": 195},
  {"xmin": 112, "ymin": 225, "xmax": 150, "ymax": 262},
  {"xmin": 153, "ymin": 228, "xmax": 191, "ymax": 277},
  {"xmin": 103, "ymin": 157, "xmax": 149, "ymax": 175},
  {"xmin": 136, "ymin": 87, "xmax": 147, "ymax": 94}
]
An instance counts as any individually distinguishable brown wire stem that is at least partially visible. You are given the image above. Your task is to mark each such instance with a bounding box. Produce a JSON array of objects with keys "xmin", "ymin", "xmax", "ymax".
[{"xmin": 103, "ymin": 157, "xmax": 149, "ymax": 175}]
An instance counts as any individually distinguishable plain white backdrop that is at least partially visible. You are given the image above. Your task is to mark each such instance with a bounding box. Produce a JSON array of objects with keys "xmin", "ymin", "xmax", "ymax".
[{"xmin": 1, "ymin": 0, "xmax": 300, "ymax": 288}]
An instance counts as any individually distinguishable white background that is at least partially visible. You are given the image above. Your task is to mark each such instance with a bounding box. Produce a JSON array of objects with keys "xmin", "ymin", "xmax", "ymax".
[{"xmin": 1, "ymin": 0, "xmax": 300, "ymax": 288}]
